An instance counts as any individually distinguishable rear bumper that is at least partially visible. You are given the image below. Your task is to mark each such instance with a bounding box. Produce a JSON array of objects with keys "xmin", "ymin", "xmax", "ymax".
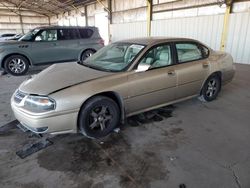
[{"xmin": 11, "ymin": 98, "xmax": 79, "ymax": 135}]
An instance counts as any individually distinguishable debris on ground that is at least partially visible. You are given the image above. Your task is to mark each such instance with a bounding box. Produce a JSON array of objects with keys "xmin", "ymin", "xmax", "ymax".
[{"xmin": 16, "ymin": 139, "xmax": 53, "ymax": 159}]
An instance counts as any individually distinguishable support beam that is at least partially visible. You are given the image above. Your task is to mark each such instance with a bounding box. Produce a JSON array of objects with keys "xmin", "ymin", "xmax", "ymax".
[
  {"xmin": 96, "ymin": 0, "xmax": 110, "ymax": 13},
  {"xmin": 107, "ymin": 0, "xmax": 112, "ymax": 24},
  {"xmin": 220, "ymin": 0, "xmax": 233, "ymax": 51},
  {"xmin": 19, "ymin": 11, "xmax": 24, "ymax": 34},
  {"xmin": 84, "ymin": 5, "xmax": 88, "ymax": 26},
  {"xmin": 107, "ymin": 0, "xmax": 112, "ymax": 43},
  {"xmin": 48, "ymin": 16, "xmax": 51, "ymax": 25},
  {"xmin": 147, "ymin": 0, "xmax": 153, "ymax": 37}
]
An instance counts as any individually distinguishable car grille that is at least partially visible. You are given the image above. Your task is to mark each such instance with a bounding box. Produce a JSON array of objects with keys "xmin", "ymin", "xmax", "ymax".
[{"xmin": 14, "ymin": 90, "xmax": 27, "ymax": 104}]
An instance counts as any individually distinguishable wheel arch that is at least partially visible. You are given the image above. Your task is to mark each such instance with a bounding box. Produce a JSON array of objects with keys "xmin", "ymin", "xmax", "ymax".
[
  {"xmin": 200, "ymin": 71, "xmax": 222, "ymax": 95},
  {"xmin": 1, "ymin": 53, "xmax": 32, "ymax": 68},
  {"xmin": 77, "ymin": 91, "xmax": 125, "ymax": 131}
]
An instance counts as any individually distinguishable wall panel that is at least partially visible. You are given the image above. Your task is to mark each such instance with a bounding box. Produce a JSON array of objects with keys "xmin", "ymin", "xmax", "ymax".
[
  {"xmin": 110, "ymin": 21, "xmax": 147, "ymax": 42},
  {"xmin": 111, "ymin": 12, "xmax": 250, "ymax": 64}
]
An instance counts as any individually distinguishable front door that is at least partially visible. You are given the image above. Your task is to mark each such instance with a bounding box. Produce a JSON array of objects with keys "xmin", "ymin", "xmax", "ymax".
[
  {"xmin": 30, "ymin": 29, "xmax": 62, "ymax": 64},
  {"xmin": 126, "ymin": 43, "xmax": 177, "ymax": 115}
]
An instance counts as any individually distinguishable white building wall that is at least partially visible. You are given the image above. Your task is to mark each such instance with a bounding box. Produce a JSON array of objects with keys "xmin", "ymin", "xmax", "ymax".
[
  {"xmin": 226, "ymin": 12, "xmax": 250, "ymax": 64},
  {"xmin": 151, "ymin": 14, "xmax": 224, "ymax": 51},
  {"xmin": 110, "ymin": 11, "xmax": 250, "ymax": 64},
  {"xmin": 0, "ymin": 8, "xmax": 49, "ymax": 34},
  {"xmin": 110, "ymin": 21, "xmax": 147, "ymax": 42}
]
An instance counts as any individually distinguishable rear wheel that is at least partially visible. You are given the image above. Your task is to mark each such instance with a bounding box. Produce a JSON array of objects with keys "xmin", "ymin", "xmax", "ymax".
[
  {"xmin": 4, "ymin": 55, "xmax": 29, "ymax": 76},
  {"xmin": 81, "ymin": 49, "xmax": 95, "ymax": 61},
  {"xmin": 78, "ymin": 96, "xmax": 120, "ymax": 138},
  {"xmin": 200, "ymin": 75, "xmax": 221, "ymax": 102}
]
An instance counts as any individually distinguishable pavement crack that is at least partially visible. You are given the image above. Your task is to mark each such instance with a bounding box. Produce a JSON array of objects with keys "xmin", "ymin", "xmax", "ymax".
[
  {"xmin": 194, "ymin": 147, "xmax": 242, "ymax": 188},
  {"xmin": 229, "ymin": 167, "xmax": 241, "ymax": 188}
]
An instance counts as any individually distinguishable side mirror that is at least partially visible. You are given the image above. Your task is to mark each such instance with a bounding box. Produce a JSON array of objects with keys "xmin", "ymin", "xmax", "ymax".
[{"xmin": 135, "ymin": 64, "xmax": 150, "ymax": 73}]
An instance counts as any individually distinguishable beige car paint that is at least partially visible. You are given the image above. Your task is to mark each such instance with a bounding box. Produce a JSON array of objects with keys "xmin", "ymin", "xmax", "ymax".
[{"xmin": 11, "ymin": 37, "xmax": 235, "ymax": 134}]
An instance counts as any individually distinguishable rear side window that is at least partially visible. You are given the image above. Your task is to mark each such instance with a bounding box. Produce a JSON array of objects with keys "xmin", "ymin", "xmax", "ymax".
[
  {"xmin": 176, "ymin": 43, "xmax": 203, "ymax": 63},
  {"xmin": 79, "ymin": 29, "xmax": 93, "ymax": 39},
  {"xmin": 58, "ymin": 29, "xmax": 80, "ymax": 40}
]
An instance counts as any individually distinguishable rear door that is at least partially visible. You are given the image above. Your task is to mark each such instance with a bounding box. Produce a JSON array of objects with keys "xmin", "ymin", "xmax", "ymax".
[
  {"xmin": 174, "ymin": 42, "xmax": 210, "ymax": 99},
  {"xmin": 126, "ymin": 43, "xmax": 177, "ymax": 115},
  {"xmin": 56, "ymin": 28, "xmax": 81, "ymax": 61}
]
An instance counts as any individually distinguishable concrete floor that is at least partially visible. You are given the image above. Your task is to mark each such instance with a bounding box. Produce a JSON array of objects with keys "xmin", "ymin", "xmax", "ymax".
[{"xmin": 0, "ymin": 64, "xmax": 249, "ymax": 188}]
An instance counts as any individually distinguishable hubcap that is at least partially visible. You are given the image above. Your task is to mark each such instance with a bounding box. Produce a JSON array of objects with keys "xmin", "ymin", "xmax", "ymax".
[
  {"xmin": 206, "ymin": 79, "xmax": 217, "ymax": 97},
  {"xmin": 82, "ymin": 52, "xmax": 93, "ymax": 60},
  {"xmin": 89, "ymin": 106, "xmax": 112, "ymax": 131},
  {"xmin": 8, "ymin": 58, "xmax": 26, "ymax": 73}
]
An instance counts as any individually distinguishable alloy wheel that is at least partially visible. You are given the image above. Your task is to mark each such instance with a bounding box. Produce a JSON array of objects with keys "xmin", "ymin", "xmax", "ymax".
[
  {"xmin": 88, "ymin": 105, "xmax": 113, "ymax": 131},
  {"xmin": 8, "ymin": 58, "xmax": 26, "ymax": 74},
  {"xmin": 206, "ymin": 78, "xmax": 218, "ymax": 98}
]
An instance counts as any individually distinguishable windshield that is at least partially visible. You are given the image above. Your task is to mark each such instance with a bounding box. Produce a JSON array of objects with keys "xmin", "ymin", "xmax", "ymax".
[
  {"xmin": 19, "ymin": 29, "xmax": 40, "ymax": 41},
  {"xmin": 82, "ymin": 43, "xmax": 145, "ymax": 72}
]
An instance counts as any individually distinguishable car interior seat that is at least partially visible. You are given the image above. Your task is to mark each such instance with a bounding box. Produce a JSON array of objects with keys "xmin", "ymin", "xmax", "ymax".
[{"xmin": 151, "ymin": 47, "xmax": 171, "ymax": 68}]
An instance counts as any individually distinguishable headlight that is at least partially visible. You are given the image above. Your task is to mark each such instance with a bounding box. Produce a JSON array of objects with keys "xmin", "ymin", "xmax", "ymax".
[{"xmin": 23, "ymin": 95, "xmax": 56, "ymax": 113}]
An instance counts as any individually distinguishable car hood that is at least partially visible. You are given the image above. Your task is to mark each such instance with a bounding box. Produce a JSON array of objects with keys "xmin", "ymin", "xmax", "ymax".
[
  {"xmin": 0, "ymin": 40, "xmax": 25, "ymax": 46},
  {"xmin": 19, "ymin": 62, "xmax": 113, "ymax": 95}
]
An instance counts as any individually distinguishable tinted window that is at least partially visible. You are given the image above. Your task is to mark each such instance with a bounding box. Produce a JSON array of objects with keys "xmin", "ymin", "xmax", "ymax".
[
  {"xmin": 79, "ymin": 29, "xmax": 93, "ymax": 39},
  {"xmin": 176, "ymin": 43, "xmax": 203, "ymax": 63},
  {"xmin": 138, "ymin": 44, "xmax": 172, "ymax": 69},
  {"xmin": 58, "ymin": 29, "xmax": 80, "ymax": 40},
  {"xmin": 35, "ymin": 30, "xmax": 57, "ymax": 41}
]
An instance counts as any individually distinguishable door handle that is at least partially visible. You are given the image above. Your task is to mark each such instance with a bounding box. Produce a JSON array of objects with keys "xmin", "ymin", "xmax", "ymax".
[
  {"xmin": 203, "ymin": 63, "xmax": 209, "ymax": 68},
  {"xmin": 168, "ymin": 71, "xmax": 175, "ymax": 76}
]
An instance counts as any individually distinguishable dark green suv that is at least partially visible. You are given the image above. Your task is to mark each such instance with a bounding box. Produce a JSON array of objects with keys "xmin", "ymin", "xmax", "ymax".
[{"xmin": 0, "ymin": 26, "xmax": 104, "ymax": 76}]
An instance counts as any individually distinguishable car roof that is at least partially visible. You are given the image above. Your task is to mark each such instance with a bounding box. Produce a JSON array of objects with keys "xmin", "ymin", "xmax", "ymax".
[
  {"xmin": 117, "ymin": 37, "xmax": 203, "ymax": 46},
  {"xmin": 34, "ymin": 26, "xmax": 98, "ymax": 30}
]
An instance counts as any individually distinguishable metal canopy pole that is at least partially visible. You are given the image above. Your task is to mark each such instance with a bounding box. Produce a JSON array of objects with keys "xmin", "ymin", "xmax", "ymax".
[
  {"xmin": 220, "ymin": 0, "xmax": 233, "ymax": 51},
  {"xmin": 147, "ymin": 0, "xmax": 153, "ymax": 37}
]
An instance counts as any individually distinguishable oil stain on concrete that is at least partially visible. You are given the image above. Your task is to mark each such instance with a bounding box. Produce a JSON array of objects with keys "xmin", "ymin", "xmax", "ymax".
[
  {"xmin": 36, "ymin": 105, "xmax": 184, "ymax": 188},
  {"xmin": 0, "ymin": 105, "xmax": 186, "ymax": 188}
]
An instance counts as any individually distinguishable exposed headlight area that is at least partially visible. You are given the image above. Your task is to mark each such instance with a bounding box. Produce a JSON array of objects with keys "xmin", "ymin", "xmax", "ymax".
[{"xmin": 13, "ymin": 90, "xmax": 56, "ymax": 114}]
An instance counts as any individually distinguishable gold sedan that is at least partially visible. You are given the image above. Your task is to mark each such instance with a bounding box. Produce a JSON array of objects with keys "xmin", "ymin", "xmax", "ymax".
[{"xmin": 11, "ymin": 37, "xmax": 235, "ymax": 138}]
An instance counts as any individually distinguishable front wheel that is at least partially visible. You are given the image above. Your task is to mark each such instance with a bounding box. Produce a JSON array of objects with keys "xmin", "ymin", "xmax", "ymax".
[
  {"xmin": 81, "ymin": 49, "xmax": 95, "ymax": 61},
  {"xmin": 200, "ymin": 75, "xmax": 221, "ymax": 102},
  {"xmin": 78, "ymin": 96, "xmax": 120, "ymax": 138},
  {"xmin": 4, "ymin": 55, "xmax": 29, "ymax": 76}
]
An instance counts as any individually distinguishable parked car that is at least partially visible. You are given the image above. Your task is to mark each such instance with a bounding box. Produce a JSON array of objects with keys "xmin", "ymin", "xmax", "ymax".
[
  {"xmin": 0, "ymin": 33, "xmax": 16, "ymax": 42},
  {"xmin": 11, "ymin": 37, "xmax": 235, "ymax": 138},
  {"xmin": 0, "ymin": 26, "xmax": 104, "ymax": 76}
]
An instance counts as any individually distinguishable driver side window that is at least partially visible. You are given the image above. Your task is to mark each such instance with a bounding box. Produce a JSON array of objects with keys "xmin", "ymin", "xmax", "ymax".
[
  {"xmin": 138, "ymin": 44, "xmax": 172, "ymax": 69},
  {"xmin": 35, "ymin": 30, "xmax": 57, "ymax": 41}
]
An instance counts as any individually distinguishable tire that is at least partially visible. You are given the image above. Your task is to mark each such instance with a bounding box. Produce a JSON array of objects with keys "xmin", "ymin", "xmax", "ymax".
[
  {"xmin": 200, "ymin": 74, "xmax": 221, "ymax": 102},
  {"xmin": 4, "ymin": 55, "xmax": 29, "ymax": 76},
  {"xmin": 81, "ymin": 49, "xmax": 95, "ymax": 61},
  {"xmin": 78, "ymin": 96, "xmax": 120, "ymax": 138}
]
